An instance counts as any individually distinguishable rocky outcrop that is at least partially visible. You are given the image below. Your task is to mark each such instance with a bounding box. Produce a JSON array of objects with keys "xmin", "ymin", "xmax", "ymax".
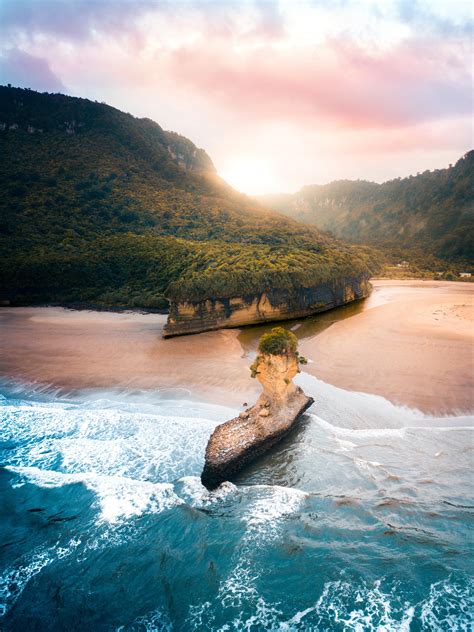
[
  {"xmin": 164, "ymin": 130, "xmax": 216, "ymax": 174},
  {"xmin": 201, "ymin": 329, "xmax": 314, "ymax": 489},
  {"xmin": 164, "ymin": 275, "xmax": 371, "ymax": 337}
]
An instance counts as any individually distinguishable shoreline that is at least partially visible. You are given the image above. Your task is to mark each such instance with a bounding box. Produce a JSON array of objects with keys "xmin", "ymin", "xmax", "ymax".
[
  {"xmin": 300, "ymin": 280, "xmax": 473, "ymax": 415},
  {"xmin": 0, "ymin": 280, "xmax": 472, "ymax": 415},
  {"xmin": 0, "ymin": 301, "xmax": 169, "ymax": 315},
  {"xmin": 0, "ymin": 306, "xmax": 260, "ymax": 408}
]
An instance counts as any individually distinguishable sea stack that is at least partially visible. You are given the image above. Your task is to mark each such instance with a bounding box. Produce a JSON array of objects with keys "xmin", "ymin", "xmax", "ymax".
[{"xmin": 201, "ymin": 327, "xmax": 314, "ymax": 489}]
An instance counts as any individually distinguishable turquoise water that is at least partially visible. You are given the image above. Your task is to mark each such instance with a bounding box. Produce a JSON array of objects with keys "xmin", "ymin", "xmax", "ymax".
[{"xmin": 0, "ymin": 374, "xmax": 473, "ymax": 631}]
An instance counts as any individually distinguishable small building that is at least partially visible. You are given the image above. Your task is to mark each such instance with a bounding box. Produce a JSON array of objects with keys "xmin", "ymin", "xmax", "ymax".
[
  {"xmin": 459, "ymin": 272, "xmax": 472, "ymax": 278},
  {"xmin": 397, "ymin": 261, "xmax": 409, "ymax": 268}
]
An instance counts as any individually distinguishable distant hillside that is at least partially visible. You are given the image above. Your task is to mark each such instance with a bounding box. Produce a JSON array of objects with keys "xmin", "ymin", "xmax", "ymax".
[
  {"xmin": 0, "ymin": 86, "xmax": 377, "ymax": 310},
  {"xmin": 258, "ymin": 152, "xmax": 474, "ymax": 262}
]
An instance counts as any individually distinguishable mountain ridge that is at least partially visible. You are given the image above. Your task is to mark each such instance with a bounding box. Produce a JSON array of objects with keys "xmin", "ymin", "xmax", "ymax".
[
  {"xmin": 0, "ymin": 85, "xmax": 377, "ymax": 328},
  {"xmin": 257, "ymin": 152, "xmax": 474, "ymax": 262}
]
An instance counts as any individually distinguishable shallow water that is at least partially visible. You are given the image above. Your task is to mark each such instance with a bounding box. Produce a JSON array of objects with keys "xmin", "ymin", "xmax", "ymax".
[{"xmin": 1, "ymin": 373, "xmax": 472, "ymax": 631}]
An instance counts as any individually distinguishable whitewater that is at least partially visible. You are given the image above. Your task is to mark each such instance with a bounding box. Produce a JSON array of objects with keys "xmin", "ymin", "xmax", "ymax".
[{"xmin": 1, "ymin": 371, "xmax": 472, "ymax": 631}]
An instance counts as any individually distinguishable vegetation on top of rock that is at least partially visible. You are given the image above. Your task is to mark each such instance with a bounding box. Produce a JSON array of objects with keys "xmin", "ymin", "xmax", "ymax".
[
  {"xmin": 250, "ymin": 327, "xmax": 308, "ymax": 378},
  {"xmin": 258, "ymin": 327, "xmax": 298, "ymax": 355},
  {"xmin": 0, "ymin": 85, "xmax": 379, "ymax": 309},
  {"xmin": 257, "ymin": 151, "xmax": 474, "ymax": 263}
]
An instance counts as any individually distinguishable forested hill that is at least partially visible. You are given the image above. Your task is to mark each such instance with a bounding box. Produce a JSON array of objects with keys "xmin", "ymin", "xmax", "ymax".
[
  {"xmin": 258, "ymin": 152, "xmax": 473, "ymax": 262},
  {"xmin": 0, "ymin": 86, "xmax": 376, "ymax": 309}
]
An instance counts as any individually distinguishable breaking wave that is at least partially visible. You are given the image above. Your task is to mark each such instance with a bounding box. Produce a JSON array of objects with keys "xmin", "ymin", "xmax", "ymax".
[{"xmin": 1, "ymin": 379, "xmax": 472, "ymax": 630}]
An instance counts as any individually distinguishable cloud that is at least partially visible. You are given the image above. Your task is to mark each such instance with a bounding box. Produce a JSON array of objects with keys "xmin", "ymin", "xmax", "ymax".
[
  {"xmin": 0, "ymin": 0, "xmax": 284, "ymax": 44},
  {"xmin": 396, "ymin": 0, "xmax": 473, "ymax": 37},
  {"xmin": 0, "ymin": 0, "xmax": 156, "ymax": 41},
  {"xmin": 164, "ymin": 36, "xmax": 471, "ymax": 129},
  {"xmin": 0, "ymin": 0, "xmax": 471, "ymax": 190},
  {"xmin": 0, "ymin": 48, "xmax": 66, "ymax": 92}
]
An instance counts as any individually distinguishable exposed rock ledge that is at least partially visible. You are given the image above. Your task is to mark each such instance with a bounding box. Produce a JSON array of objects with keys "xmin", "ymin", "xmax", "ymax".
[
  {"xmin": 164, "ymin": 275, "xmax": 370, "ymax": 337},
  {"xmin": 201, "ymin": 328, "xmax": 314, "ymax": 489}
]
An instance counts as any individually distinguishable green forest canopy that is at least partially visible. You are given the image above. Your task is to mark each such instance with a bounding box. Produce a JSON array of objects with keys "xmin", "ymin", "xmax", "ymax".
[
  {"xmin": 258, "ymin": 151, "xmax": 474, "ymax": 263},
  {"xmin": 0, "ymin": 86, "xmax": 378, "ymax": 308}
]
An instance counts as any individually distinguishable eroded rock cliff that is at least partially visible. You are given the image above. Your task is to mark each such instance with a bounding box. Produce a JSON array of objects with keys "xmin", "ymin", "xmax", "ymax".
[
  {"xmin": 164, "ymin": 274, "xmax": 370, "ymax": 337},
  {"xmin": 201, "ymin": 328, "xmax": 314, "ymax": 489}
]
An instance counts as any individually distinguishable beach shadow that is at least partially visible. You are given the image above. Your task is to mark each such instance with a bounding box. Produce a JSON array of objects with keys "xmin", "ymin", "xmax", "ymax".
[{"xmin": 237, "ymin": 297, "xmax": 369, "ymax": 355}]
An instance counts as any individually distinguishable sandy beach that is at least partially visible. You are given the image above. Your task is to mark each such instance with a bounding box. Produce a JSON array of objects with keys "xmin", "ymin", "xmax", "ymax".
[
  {"xmin": 0, "ymin": 307, "xmax": 260, "ymax": 406},
  {"xmin": 1, "ymin": 280, "xmax": 472, "ymax": 414},
  {"xmin": 300, "ymin": 280, "xmax": 473, "ymax": 414}
]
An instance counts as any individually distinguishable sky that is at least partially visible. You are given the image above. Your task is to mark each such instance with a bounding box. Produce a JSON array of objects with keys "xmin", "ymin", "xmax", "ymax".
[{"xmin": 0, "ymin": 0, "xmax": 472, "ymax": 194}]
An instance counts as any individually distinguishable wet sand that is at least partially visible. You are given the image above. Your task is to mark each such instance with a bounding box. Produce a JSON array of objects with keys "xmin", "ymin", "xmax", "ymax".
[
  {"xmin": 300, "ymin": 280, "xmax": 473, "ymax": 414},
  {"xmin": 0, "ymin": 308, "xmax": 260, "ymax": 407},
  {"xmin": 1, "ymin": 280, "xmax": 472, "ymax": 414}
]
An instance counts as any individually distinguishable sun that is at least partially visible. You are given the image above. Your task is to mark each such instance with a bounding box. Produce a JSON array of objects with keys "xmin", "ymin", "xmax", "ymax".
[{"xmin": 219, "ymin": 157, "xmax": 276, "ymax": 196}]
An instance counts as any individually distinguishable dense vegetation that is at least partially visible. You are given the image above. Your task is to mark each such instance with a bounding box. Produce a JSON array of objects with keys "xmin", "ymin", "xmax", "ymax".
[
  {"xmin": 258, "ymin": 152, "xmax": 474, "ymax": 264},
  {"xmin": 258, "ymin": 327, "xmax": 298, "ymax": 356},
  {"xmin": 0, "ymin": 86, "xmax": 376, "ymax": 309}
]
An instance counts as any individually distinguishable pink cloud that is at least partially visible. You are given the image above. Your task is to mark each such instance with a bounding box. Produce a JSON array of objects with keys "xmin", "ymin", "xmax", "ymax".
[
  {"xmin": 2, "ymin": 1, "xmax": 470, "ymax": 134},
  {"xmin": 1, "ymin": 1, "xmax": 470, "ymax": 190},
  {"xmin": 164, "ymin": 37, "xmax": 471, "ymax": 130}
]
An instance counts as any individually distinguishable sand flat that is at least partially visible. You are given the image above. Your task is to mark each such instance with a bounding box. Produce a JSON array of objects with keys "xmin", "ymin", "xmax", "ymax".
[
  {"xmin": 0, "ymin": 307, "xmax": 259, "ymax": 406},
  {"xmin": 1, "ymin": 281, "xmax": 473, "ymax": 414},
  {"xmin": 300, "ymin": 280, "xmax": 474, "ymax": 414}
]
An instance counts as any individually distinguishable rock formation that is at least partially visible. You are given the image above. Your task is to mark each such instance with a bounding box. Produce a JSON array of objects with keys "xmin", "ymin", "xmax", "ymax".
[
  {"xmin": 201, "ymin": 328, "xmax": 314, "ymax": 489},
  {"xmin": 164, "ymin": 275, "xmax": 371, "ymax": 337}
]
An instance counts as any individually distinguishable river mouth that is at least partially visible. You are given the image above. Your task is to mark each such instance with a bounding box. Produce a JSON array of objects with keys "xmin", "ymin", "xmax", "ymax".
[
  {"xmin": 241, "ymin": 280, "xmax": 474, "ymax": 415},
  {"xmin": 1, "ymin": 280, "xmax": 472, "ymax": 414},
  {"xmin": 0, "ymin": 281, "xmax": 473, "ymax": 629}
]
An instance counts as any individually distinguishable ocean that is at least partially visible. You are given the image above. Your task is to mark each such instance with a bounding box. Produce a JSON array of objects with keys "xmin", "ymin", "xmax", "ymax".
[{"xmin": 1, "ymin": 372, "xmax": 472, "ymax": 631}]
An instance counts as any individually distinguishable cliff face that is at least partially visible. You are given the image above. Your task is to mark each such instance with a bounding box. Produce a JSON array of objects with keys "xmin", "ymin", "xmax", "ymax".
[
  {"xmin": 164, "ymin": 130, "xmax": 216, "ymax": 174},
  {"xmin": 164, "ymin": 274, "xmax": 371, "ymax": 337},
  {"xmin": 255, "ymin": 352, "xmax": 299, "ymax": 404},
  {"xmin": 201, "ymin": 346, "xmax": 314, "ymax": 489}
]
